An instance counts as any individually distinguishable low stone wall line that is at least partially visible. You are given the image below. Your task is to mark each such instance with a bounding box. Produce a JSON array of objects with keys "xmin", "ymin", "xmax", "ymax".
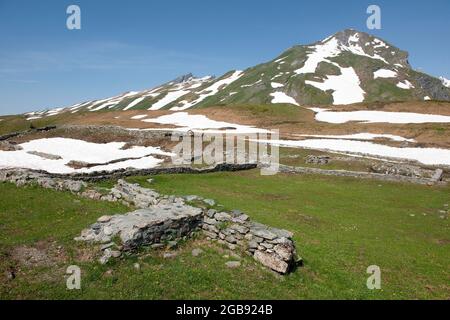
[{"xmin": 276, "ymin": 164, "xmax": 446, "ymax": 185}]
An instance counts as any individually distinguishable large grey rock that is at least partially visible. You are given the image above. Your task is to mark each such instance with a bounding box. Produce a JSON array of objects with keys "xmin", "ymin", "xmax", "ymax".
[
  {"xmin": 254, "ymin": 250, "xmax": 289, "ymax": 274},
  {"xmin": 27, "ymin": 151, "xmax": 62, "ymax": 160},
  {"xmin": 110, "ymin": 179, "xmax": 161, "ymax": 208},
  {"xmin": 75, "ymin": 204, "xmax": 203, "ymax": 250},
  {"xmin": 431, "ymin": 169, "xmax": 444, "ymax": 182}
]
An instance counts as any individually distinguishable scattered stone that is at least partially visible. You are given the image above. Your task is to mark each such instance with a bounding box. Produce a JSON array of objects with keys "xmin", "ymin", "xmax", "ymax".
[
  {"xmin": 305, "ymin": 155, "xmax": 330, "ymax": 165},
  {"xmin": 206, "ymin": 209, "xmax": 217, "ymax": 218},
  {"xmin": 100, "ymin": 243, "xmax": 114, "ymax": 251},
  {"xmin": 163, "ymin": 252, "xmax": 177, "ymax": 259},
  {"xmin": 5, "ymin": 270, "xmax": 15, "ymax": 280},
  {"xmin": 167, "ymin": 241, "xmax": 178, "ymax": 250},
  {"xmin": 111, "ymin": 250, "xmax": 122, "ymax": 258},
  {"xmin": 192, "ymin": 248, "xmax": 203, "ymax": 257},
  {"xmin": 97, "ymin": 215, "xmax": 112, "ymax": 223},
  {"xmin": 151, "ymin": 243, "xmax": 164, "ymax": 249},
  {"xmin": 225, "ymin": 261, "xmax": 241, "ymax": 268},
  {"xmin": 184, "ymin": 195, "xmax": 198, "ymax": 202},
  {"xmin": 215, "ymin": 212, "xmax": 232, "ymax": 221},
  {"xmin": 0, "ymin": 141, "xmax": 22, "ymax": 151},
  {"xmin": 99, "ymin": 249, "xmax": 112, "ymax": 265},
  {"xmin": 431, "ymin": 169, "xmax": 444, "ymax": 182},
  {"xmin": 203, "ymin": 199, "xmax": 216, "ymax": 206},
  {"xmin": 133, "ymin": 263, "xmax": 140, "ymax": 270}
]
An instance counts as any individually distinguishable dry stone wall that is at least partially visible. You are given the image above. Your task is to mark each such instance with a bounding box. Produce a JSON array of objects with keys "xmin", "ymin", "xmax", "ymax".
[{"xmin": 0, "ymin": 168, "xmax": 299, "ymax": 274}]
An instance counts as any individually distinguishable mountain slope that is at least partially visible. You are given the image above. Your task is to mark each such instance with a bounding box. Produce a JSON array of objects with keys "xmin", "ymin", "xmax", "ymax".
[{"xmin": 24, "ymin": 29, "xmax": 450, "ymax": 119}]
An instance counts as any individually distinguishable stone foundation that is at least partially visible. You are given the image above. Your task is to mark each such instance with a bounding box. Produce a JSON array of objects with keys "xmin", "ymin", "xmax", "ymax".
[{"xmin": 0, "ymin": 168, "xmax": 299, "ymax": 274}]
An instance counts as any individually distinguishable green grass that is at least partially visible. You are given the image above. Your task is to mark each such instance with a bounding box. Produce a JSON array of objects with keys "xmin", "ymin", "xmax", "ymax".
[{"xmin": 1, "ymin": 170, "xmax": 449, "ymax": 300}]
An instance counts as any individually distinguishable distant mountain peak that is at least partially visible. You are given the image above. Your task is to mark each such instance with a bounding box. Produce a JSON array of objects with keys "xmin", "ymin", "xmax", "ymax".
[
  {"xmin": 23, "ymin": 29, "xmax": 450, "ymax": 117},
  {"xmin": 171, "ymin": 73, "xmax": 195, "ymax": 84}
]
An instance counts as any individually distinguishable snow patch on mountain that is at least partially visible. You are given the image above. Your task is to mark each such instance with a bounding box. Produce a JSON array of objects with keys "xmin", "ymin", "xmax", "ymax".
[
  {"xmin": 295, "ymin": 32, "xmax": 389, "ymax": 76},
  {"xmin": 265, "ymin": 139, "xmax": 450, "ymax": 166},
  {"xmin": 374, "ymin": 69, "xmax": 397, "ymax": 79},
  {"xmin": 305, "ymin": 66, "xmax": 365, "ymax": 105},
  {"xmin": 299, "ymin": 133, "xmax": 415, "ymax": 142},
  {"xmin": 440, "ymin": 77, "xmax": 450, "ymax": 88},
  {"xmin": 149, "ymin": 90, "xmax": 191, "ymax": 110},
  {"xmin": 270, "ymin": 92, "xmax": 299, "ymax": 106},
  {"xmin": 271, "ymin": 82, "xmax": 284, "ymax": 88},
  {"xmin": 0, "ymin": 138, "xmax": 171, "ymax": 174},
  {"xmin": 142, "ymin": 111, "xmax": 268, "ymax": 133},
  {"xmin": 396, "ymin": 80, "xmax": 414, "ymax": 90},
  {"xmin": 171, "ymin": 70, "xmax": 243, "ymax": 111},
  {"xmin": 309, "ymin": 108, "xmax": 450, "ymax": 124}
]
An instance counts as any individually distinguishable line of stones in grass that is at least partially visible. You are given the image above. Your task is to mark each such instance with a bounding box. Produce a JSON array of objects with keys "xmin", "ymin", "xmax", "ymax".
[{"xmin": 0, "ymin": 168, "xmax": 300, "ymax": 274}]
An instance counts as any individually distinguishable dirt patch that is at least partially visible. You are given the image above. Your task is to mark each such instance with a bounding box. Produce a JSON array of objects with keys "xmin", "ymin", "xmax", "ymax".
[{"xmin": 10, "ymin": 241, "xmax": 67, "ymax": 267}]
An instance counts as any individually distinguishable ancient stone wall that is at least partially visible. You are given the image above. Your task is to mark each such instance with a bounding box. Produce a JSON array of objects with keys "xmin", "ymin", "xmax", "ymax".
[
  {"xmin": 278, "ymin": 164, "xmax": 447, "ymax": 185},
  {"xmin": 1, "ymin": 168, "xmax": 298, "ymax": 274}
]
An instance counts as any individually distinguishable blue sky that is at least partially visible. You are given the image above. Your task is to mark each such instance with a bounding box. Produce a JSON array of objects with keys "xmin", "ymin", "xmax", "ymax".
[{"xmin": 0, "ymin": 0, "xmax": 449, "ymax": 115}]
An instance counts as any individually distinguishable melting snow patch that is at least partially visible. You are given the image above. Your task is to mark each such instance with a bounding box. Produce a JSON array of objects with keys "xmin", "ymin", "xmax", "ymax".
[
  {"xmin": 171, "ymin": 71, "xmax": 243, "ymax": 111},
  {"xmin": 263, "ymin": 139, "xmax": 450, "ymax": 166},
  {"xmin": 298, "ymin": 133, "xmax": 415, "ymax": 142},
  {"xmin": 374, "ymin": 69, "xmax": 397, "ymax": 79},
  {"xmin": 0, "ymin": 138, "xmax": 171, "ymax": 174},
  {"xmin": 309, "ymin": 108, "xmax": 450, "ymax": 124},
  {"xmin": 241, "ymin": 79, "xmax": 262, "ymax": 88},
  {"xmin": 271, "ymin": 82, "xmax": 284, "ymax": 88},
  {"xmin": 295, "ymin": 35, "xmax": 388, "ymax": 76},
  {"xmin": 149, "ymin": 90, "xmax": 190, "ymax": 110},
  {"xmin": 142, "ymin": 112, "xmax": 268, "ymax": 133},
  {"xmin": 270, "ymin": 92, "xmax": 299, "ymax": 106},
  {"xmin": 305, "ymin": 67, "xmax": 365, "ymax": 105},
  {"xmin": 131, "ymin": 114, "xmax": 148, "ymax": 120},
  {"xmin": 440, "ymin": 77, "xmax": 450, "ymax": 88},
  {"xmin": 396, "ymin": 80, "xmax": 414, "ymax": 90}
]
